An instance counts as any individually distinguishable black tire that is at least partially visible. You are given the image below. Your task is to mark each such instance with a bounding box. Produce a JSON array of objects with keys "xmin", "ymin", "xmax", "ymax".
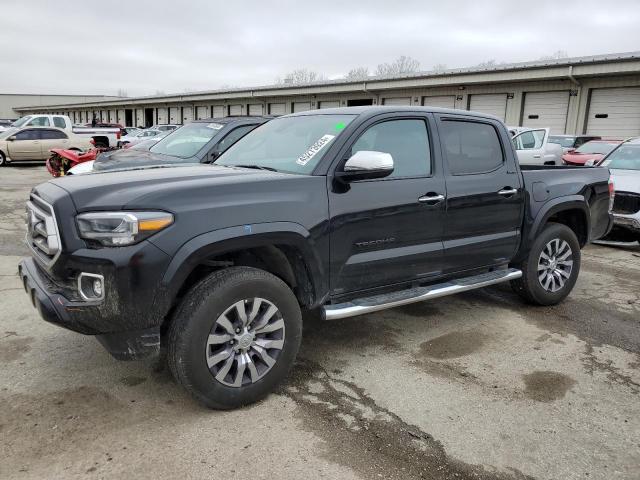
[
  {"xmin": 167, "ymin": 267, "xmax": 302, "ymax": 409},
  {"xmin": 0, "ymin": 151, "xmax": 6, "ymax": 166},
  {"xmin": 511, "ymin": 222, "xmax": 581, "ymax": 306}
]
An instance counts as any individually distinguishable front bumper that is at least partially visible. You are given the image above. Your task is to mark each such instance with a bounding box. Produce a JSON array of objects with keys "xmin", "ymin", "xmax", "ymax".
[{"xmin": 18, "ymin": 239, "xmax": 172, "ymax": 359}]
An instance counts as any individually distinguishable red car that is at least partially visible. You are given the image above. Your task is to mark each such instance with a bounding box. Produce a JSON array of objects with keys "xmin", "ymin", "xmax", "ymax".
[{"xmin": 562, "ymin": 139, "xmax": 622, "ymax": 166}]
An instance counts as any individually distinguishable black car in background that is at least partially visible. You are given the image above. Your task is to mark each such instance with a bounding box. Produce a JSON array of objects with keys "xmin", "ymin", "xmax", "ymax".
[{"xmin": 91, "ymin": 116, "xmax": 272, "ymax": 172}]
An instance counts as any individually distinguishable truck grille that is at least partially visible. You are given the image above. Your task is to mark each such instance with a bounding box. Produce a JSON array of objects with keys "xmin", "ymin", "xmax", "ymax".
[
  {"xmin": 612, "ymin": 192, "xmax": 640, "ymax": 215},
  {"xmin": 26, "ymin": 194, "xmax": 61, "ymax": 266}
]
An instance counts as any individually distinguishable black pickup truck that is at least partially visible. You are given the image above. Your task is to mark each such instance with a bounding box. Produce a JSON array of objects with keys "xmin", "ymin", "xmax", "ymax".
[{"xmin": 19, "ymin": 107, "xmax": 613, "ymax": 409}]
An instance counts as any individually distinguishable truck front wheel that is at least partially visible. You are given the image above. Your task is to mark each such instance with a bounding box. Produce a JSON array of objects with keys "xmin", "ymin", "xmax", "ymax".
[
  {"xmin": 167, "ymin": 267, "xmax": 302, "ymax": 409},
  {"xmin": 511, "ymin": 222, "xmax": 581, "ymax": 306}
]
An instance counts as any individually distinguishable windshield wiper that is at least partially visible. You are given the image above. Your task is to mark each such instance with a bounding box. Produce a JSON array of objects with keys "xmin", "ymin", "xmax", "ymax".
[{"xmin": 231, "ymin": 164, "xmax": 278, "ymax": 172}]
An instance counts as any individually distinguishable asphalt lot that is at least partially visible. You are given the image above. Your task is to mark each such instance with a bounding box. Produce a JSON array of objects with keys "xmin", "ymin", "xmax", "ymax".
[{"xmin": 1, "ymin": 164, "xmax": 639, "ymax": 480}]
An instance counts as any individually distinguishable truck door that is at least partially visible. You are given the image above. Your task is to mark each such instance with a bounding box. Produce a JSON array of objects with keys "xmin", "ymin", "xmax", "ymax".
[
  {"xmin": 7, "ymin": 128, "xmax": 42, "ymax": 160},
  {"xmin": 328, "ymin": 114, "xmax": 446, "ymax": 295},
  {"xmin": 437, "ymin": 115, "xmax": 523, "ymax": 274}
]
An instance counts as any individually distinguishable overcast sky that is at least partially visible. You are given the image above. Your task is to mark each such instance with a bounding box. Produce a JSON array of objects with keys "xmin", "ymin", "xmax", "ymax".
[{"xmin": 2, "ymin": 0, "xmax": 639, "ymax": 97}]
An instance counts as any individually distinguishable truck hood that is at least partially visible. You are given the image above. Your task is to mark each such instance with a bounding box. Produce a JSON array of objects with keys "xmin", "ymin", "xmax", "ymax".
[
  {"xmin": 50, "ymin": 164, "xmax": 297, "ymax": 211},
  {"xmin": 610, "ymin": 168, "xmax": 640, "ymax": 194}
]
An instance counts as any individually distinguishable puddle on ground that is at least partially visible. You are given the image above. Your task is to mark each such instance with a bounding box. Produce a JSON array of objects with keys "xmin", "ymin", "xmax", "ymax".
[
  {"xmin": 418, "ymin": 330, "xmax": 487, "ymax": 360},
  {"xmin": 522, "ymin": 371, "xmax": 576, "ymax": 402}
]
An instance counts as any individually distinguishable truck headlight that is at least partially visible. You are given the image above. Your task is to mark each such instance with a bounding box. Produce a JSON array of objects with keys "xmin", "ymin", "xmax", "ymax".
[{"xmin": 77, "ymin": 211, "xmax": 173, "ymax": 246}]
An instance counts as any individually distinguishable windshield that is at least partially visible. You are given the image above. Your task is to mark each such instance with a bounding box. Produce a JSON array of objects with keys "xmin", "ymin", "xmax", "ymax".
[
  {"xmin": 149, "ymin": 123, "xmax": 219, "ymax": 158},
  {"xmin": 12, "ymin": 115, "xmax": 32, "ymax": 128},
  {"xmin": 549, "ymin": 136, "xmax": 575, "ymax": 148},
  {"xmin": 575, "ymin": 141, "xmax": 618, "ymax": 155},
  {"xmin": 601, "ymin": 144, "xmax": 640, "ymax": 171},
  {"xmin": 217, "ymin": 115, "xmax": 355, "ymax": 174}
]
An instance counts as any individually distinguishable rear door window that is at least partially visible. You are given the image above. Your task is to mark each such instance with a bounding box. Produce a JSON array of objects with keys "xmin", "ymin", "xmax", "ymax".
[
  {"xmin": 41, "ymin": 129, "xmax": 68, "ymax": 139},
  {"xmin": 53, "ymin": 117, "xmax": 67, "ymax": 129},
  {"xmin": 440, "ymin": 120, "xmax": 504, "ymax": 175}
]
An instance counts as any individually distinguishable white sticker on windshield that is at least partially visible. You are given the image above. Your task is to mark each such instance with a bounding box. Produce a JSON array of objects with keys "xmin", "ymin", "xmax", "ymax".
[
  {"xmin": 296, "ymin": 134, "xmax": 336, "ymax": 166},
  {"xmin": 206, "ymin": 123, "xmax": 224, "ymax": 130}
]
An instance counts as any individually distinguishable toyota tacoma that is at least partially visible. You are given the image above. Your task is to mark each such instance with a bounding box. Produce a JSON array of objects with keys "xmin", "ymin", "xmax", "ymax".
[{"xmin": 19, "ymin": 106, "xmax": 614, "ymax": 409}]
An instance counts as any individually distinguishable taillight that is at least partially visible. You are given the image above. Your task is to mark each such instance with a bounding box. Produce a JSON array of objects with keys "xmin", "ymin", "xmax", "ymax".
[
  {"xmin": 116, "ymin": 131, "xmax": 121, "ymax": 139},
  {"xmin": 608, "ymin": 179, "xmax": 615, "ymax": 212}
]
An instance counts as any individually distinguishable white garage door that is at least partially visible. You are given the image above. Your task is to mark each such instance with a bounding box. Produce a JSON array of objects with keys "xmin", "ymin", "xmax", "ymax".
[
  {"xmin": 293, "ymin": 102, "xmax": 311, "ymax": 113},
  {"xmin": 212, "ymin": 105, "xmax": 225, "ymax": 118},
  {"xmin": 469, "ymin": 94, "xmax": 508, "ymax": 121},
  {"xmin": 196, "ymin": 106, "xmax": 210, "ymax": 120},
  {"xmin": 117, "ymin": 109, "xmax": 125, "ymax": 126},
  {"xmin": 229, "ymin": 105, "xmax": 243, "ymax": 115},
  {"xmin": 135, "ymin": 109, "xmax": 144, "ymax": 127},
  {"xmin": 382, "ymin": 97, "xmax": 411, "ymax": 106},
  {"xmin": 522, "ymin": 91, "xmax": 570, "ymax": 134},
  {"xmin": 157, "ymin": 107, "xmax": 168, "ymax": 124},
  {"xmin": 182, "ymin": 106, "xmax": 194, "ymax": 124},
  {"xmin": 169, "ymin": 107, "xmax": 180, "ymax": 124},
  {"xmin": 422, "ymin": 95, "xmax": 456, "ymax": 109},
  {"xmin": 248, "ymin": 104, "xmax": 264, "ymax": 116},
  {"xmin": 269, "ymin": 103, "xmax": 286, "ymax": 116},
  {"xmin": 319, "ymin": 100, "xmax": 340, "ymax": 109},
  {"xmin": 586, "ymin": 87, "xmax": 640, "ymax": 137}
]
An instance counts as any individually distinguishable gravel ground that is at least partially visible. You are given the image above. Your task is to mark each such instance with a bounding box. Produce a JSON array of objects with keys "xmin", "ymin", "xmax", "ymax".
[{"xmin": 1, "ymin": 164, "xmax": 639, "ymax": 480}]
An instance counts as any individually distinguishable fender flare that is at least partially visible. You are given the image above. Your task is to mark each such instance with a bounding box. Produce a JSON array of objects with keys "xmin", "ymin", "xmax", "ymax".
[
  {"xmin": 528, "ymin": 195, "xmax": 590, "ymax": 245},
  {"xmin": 158, "ymin": 221, "xmax": 327, "ymax": 305}
]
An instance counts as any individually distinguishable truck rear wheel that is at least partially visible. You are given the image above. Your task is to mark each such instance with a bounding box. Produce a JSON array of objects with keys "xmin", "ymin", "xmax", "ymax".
[
  {"xmin": 167, "ymin": 267, "xmax": 302, "ymax": 409},
  {"xmin": 0, "ymin": 151, "xmax": 6, "ymax": 166},
  {"xmin": 511, "ymin": 222, "xmax": 581, "ymax": 306}
]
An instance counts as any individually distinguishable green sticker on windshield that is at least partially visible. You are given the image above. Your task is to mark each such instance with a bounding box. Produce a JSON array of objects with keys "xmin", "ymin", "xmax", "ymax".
[{"xmin": 334, "ymin": 122, "xmax": 346, "ymax": 131}]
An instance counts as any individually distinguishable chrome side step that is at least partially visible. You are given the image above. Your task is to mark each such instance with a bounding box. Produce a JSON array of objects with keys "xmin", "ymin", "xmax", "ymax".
[{"xmin": 323, "ymin": 268, "xmax": 522, "ymax": 320}]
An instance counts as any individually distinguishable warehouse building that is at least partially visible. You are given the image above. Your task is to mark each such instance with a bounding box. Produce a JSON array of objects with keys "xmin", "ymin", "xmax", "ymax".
[
  {"xmin": 0, "ymin": 94, "xmax": 120, "ymax": 120},
  {"xmin": 12, "ymin": 51, "xmax": 640, "ymax": 137}
]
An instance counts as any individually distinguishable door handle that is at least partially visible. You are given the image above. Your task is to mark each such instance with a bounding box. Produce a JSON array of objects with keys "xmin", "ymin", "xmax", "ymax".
[
  {"xmin": 418, "ymin": 193, "xmax": 445, "ymax": 205},
  {"xmin": 533, "ymin": 154, "xmax": 541, "ymax": 158},
  {"xmin": 498, "ymin": 188, "xmax": 518, "ymax": 196}
]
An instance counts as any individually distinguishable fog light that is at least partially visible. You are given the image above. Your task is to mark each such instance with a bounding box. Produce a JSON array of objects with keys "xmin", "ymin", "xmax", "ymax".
[
  {"xmin": 78, "ymin": 273, "xmax": 105, "ymax": 301},
  {"xmin": 92, "ymin": 279, "xmax": 103, "ymax": 297}
]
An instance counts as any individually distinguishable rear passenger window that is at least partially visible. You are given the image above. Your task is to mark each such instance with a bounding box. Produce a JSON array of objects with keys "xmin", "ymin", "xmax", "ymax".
[
  {"xmin": 41, "ymin": 129, "xmax": 68, "ymax": 139},
  {"xmin": 441, "ymin": 120, "xmax": 503, "ymax": 175},
  {"xmin": 351, "ymin": 119, "xmax": 430, "ymax": 178},
  {"xmin": 53, "ymin": 117, "xmax": 66, "ymax": 129}
]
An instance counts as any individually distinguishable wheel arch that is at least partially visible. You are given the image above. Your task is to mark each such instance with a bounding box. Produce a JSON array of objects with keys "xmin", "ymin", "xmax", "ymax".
[
  {"xmin": 529, "ymin": 196, "xmax": 590, "ymax": 247},
  {"xmin": 158, "ymin": 223, "xmax": 327, "ymax": 320}
]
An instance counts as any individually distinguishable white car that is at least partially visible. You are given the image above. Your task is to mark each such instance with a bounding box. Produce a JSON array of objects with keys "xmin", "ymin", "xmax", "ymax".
[
  {"xmin": 118, "ymin": 129, "xmax": 166, "ymax": 148},
  {"xmin": 599, "ymin": 138, "xmax": 640, "ymax": 243},
  {"xmin": 511, "ymin": 127, "xmax": 564, "ymax": 165}
]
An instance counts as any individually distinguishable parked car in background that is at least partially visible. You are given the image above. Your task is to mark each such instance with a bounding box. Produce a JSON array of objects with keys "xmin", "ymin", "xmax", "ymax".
[
  {"xmin": 67, "ymin": 134, "xmax": 171, "ymax": 175},
  {"xmin": 0, "ymin": 126, "xmax": 92, "ymax": 166},
  {"xmin": 599, "ymin": 138, "xmax": 640, "ymax": 243},
  {"xmin": 511, "ymin": 127, "xmax": 564, "ymax": 165},
  {"xmin": 90, "ymin": 116, "xmax": 270, "ymax": 172},
  {"xmin": 118, "ymin": 128, "xmax": 166, "ymax": 148},
  {"xmin": 0, "ymin": 119, "xmax": 14, "ymax": 132},
  {"xmin": 9, "ymin": 114, "xmax": 121, "ymax": 148},
  {"xmin": 549, "ymin": 134, "xmax": 601, "ymax": 153},
  {"xmin": 562, "ymin": 140, "xmax": 622, "ymax": 166},
  {"xmin": 149, "ymin": 124, "xmax": 180, "ymax": 132}
]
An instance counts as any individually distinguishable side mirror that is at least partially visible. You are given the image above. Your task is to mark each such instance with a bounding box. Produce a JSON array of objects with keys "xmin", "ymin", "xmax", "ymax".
[
  {"xmin": 336, "ymin": 150, "xmax": 394, "ymax": 182},
  {"xmin": 6, "ymin": 136, "xmax": 15, "ymax": 141}
]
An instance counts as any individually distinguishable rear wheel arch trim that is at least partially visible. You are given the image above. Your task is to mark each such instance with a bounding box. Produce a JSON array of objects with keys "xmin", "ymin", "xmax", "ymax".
[{"xmin": 530, "ymin": 197, "xmax": 590, "ymax": 245}]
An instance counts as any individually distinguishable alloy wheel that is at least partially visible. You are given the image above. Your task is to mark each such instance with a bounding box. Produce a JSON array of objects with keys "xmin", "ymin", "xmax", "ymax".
[
  {"xmin": 206, "ymin": 297, "xmax": 285, "ymax": 387},
  {"xmin": 537, "ymin": 238, "xmax": 573, "ymax": 292}
]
